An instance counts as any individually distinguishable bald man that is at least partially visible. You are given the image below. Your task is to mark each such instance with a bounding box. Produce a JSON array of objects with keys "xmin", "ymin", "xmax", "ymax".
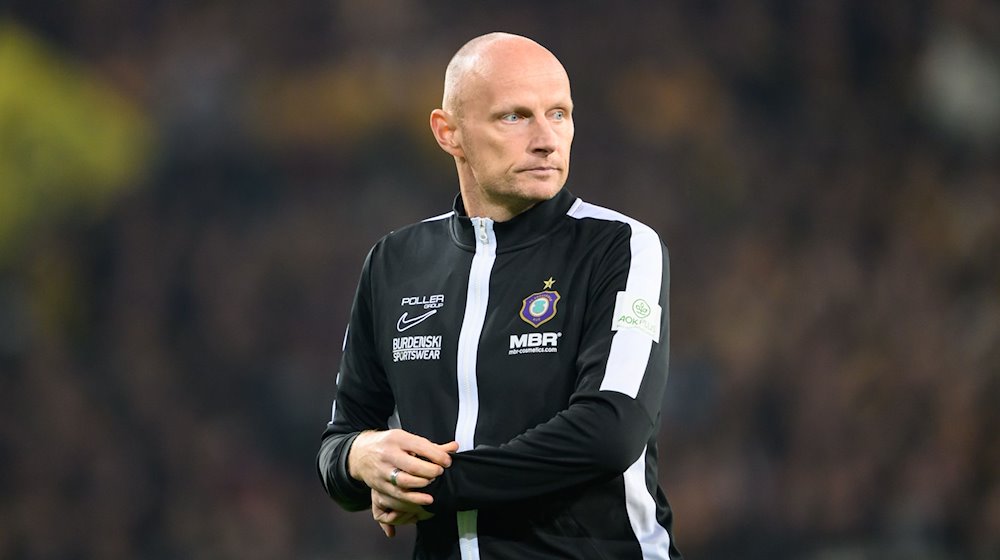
[{"xmin": 318, "ymin": 32, "xmax": 683, "ymax": 559}]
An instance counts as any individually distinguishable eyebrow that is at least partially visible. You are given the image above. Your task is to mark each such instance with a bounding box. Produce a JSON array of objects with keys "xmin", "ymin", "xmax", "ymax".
[
  {"xmin": 492, "ymin": 102, "xmax": 573, "ymax": 117},
  {"xmin": 492, "ymin": 105, "xmax": 532, "ymax": 117}
]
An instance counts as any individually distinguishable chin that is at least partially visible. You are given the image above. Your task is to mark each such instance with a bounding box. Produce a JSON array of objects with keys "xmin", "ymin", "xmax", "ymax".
[{"xmin": 520, "ymin": 181, "xmax": 563, "ymax": 202}]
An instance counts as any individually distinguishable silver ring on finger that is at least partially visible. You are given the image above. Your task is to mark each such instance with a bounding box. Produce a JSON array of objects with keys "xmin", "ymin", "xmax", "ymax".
[{"xmin": 390, "ymin": 467, "xmax": 401, "ymax": 486}]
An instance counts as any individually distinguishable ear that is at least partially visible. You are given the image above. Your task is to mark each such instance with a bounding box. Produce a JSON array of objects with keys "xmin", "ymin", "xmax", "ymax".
[{"xmin": 430, "ymin": 109, "xmax": 464, "ymax": 158}]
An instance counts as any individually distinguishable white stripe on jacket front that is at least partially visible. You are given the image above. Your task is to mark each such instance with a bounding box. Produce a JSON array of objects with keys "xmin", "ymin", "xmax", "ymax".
[{"xmin": 453, "ymin": 216, "xmax": 496, "ymax": 560}]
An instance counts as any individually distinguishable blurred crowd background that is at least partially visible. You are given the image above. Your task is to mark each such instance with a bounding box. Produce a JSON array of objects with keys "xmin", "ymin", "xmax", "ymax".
[{"xmin": 1, "ymin": 1, "xmax": 998, "ymax": 559}]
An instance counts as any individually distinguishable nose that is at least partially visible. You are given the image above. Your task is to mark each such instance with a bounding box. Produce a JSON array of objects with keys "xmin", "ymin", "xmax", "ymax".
[{"xmin": 528, "ymin": 117, "xmax": 557, "ymax": 156}]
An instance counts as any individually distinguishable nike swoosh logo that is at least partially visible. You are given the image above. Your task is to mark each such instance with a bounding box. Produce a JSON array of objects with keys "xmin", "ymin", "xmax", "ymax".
[{"xmin": 397, "ymin": 310, "xmax": 437, "ymax": 332}]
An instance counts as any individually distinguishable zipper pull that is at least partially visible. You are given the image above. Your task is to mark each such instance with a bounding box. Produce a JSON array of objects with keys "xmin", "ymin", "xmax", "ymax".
[{"xmin": 477, "ymin": 218, "xmax": 489, "ymax": 245}]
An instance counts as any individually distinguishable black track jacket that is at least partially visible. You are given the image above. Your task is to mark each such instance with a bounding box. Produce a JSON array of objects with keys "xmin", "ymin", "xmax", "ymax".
[{"xmin": 318, "ymin": 188, "xmax": 682, "ymax": 559}]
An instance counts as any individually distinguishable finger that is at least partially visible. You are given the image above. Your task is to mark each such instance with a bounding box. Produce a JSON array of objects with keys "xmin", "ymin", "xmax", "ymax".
[
  {"xmin": 396, "ymin": 512, "xmax": 420, "ymax": 525},
  {"xmin": 374, "ymin": 488, "xmax": 434, "ymax": 511},
  {"xmin": 372, "ymin": 489, "xmax": 422, "ymax": 522},
  {"xmin": 373, "ymin": 481, "xmax": 436, "ymax": 507},
  {"xmin": 390, "ymin": 432, "xmax": 454, "ymax": 466},
  {"xmin": 372, "ymin": 473, "xmax": 436, "ymax": 505},
  {"xmin": 371, "ymin": 498, "xmax": 392, "ymax": 522},
  {"xmin": 377, "ymin": 509, "xmax": 406, "ymax": 524},
  {"xmin": 372, "ymin": 505, "xmax": 420, "ymax": 533},
  {"xmin": 380, "ymin": 510, "xmax": 420, "ymax": 526},
  {"xmin": 383, "ymin": 490, "xmax": 434, "ymax": 511},
  {"xmin": 400, "ymin": 438, "xmax": 457, "ymax": 470},
  {"xmin": 392, "ymin": 453, "xmax": 444, "ymax": 480},
  {"xmin": 389, "ymin": 468, "xmax": 436, "ymax": 490}
]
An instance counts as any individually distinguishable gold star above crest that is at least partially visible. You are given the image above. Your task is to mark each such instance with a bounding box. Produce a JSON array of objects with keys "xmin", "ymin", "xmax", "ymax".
[{"xmin": 543, "ymin": 277, "xmax": 556, "ymax": 289}]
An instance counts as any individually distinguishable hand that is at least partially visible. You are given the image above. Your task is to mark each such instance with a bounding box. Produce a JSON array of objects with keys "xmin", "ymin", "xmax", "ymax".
[
  {"xmin": 348, "ymin": 429, "xmax": 458, "ymax": 507},
  {"xmin": 372, "ymin": 488, "xmax": 435, "ymax": 537}
]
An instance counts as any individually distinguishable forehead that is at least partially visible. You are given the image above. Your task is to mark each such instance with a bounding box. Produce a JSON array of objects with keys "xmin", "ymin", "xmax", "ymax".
[{"xmin": 466, "ymin": 51, "xmax": 572, "ymax": 112}]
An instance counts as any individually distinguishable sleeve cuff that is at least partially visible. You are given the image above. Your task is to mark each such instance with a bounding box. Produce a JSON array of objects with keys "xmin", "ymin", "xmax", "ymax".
[{"xmin": 336, "ymin": 432, "xmax": 370, "ymax": 494}]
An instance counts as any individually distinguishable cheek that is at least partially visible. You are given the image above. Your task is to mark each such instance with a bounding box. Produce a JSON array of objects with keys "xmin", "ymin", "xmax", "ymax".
[
  {"xmin": 486, "ymin": 137, "xmax": 520, "ymax": 167},
  {"xmin": 465, "ymin": 136, "xmax": 511, "ymax": 177},
  {"xmin": 469, "ymin": 129, "xmax": 502, "ymax": 155},
  {"xmin": 563, "ymin": 125, "xmax": 575, "ymax": 147}
]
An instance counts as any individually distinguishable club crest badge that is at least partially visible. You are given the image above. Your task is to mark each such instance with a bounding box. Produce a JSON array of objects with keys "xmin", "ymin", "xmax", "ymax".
[{"xmin": 519, "ymin": 277, "xmax": 560, "ymax": 328}]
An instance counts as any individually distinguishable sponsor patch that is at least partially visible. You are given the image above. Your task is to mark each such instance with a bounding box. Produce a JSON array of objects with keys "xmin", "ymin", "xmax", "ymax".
[
  {"xmin": 611, "ymin": 292, "xmax": 661, "ymax": 342},
  {"xmin": 397, "ymin": 310, "xmax": 437, "ymax": 332},
  {"xmin": 509, "ymin": 332, "xmax": 562, "ymax": 355},
  {"xmin": 401, "ymin": 294, "xmax": 445, "ymax": 309},
  {"xmin": 392, "ymin": 335, "xmax": 442, "ymax": 362},
  {"xmin": 395, "ymin": 293, "xmax": 444, "ymax": 333}
]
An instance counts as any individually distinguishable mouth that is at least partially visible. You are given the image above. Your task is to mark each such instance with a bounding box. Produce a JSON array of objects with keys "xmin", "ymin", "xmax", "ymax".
[{"xmin": 518, "ymin": 166, "xmax": 560, "ymax": 173}]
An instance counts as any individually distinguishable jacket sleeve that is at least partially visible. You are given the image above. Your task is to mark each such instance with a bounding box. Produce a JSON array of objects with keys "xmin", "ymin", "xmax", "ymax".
[
  {"xmin": 426, "ymin": 224, "xmax": 670, "ymax": 512},
  {"xmin": 316, "ymin": 245, "xmax": 394, "ymax": 511}
]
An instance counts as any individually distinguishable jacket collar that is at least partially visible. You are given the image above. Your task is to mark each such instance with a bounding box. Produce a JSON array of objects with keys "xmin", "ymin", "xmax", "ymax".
[{"xmin": 449, "ymin": 188, "xmax": 577, "ymax": 253}]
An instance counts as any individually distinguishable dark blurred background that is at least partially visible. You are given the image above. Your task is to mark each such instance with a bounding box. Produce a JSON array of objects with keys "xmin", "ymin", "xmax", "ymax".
[{"xmin": 1, "ymin": 1, "xmax": 998, "ymax": 559}]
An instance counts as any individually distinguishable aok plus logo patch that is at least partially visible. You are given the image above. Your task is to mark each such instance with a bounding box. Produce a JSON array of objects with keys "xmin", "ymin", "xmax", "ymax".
[
  {"xmin": 611, "ymin": 292, "xmax": 661, "ymax": 342},
  {"xmin": 519, "ymin": 277, "xmax": 560, "ymax": 328}
]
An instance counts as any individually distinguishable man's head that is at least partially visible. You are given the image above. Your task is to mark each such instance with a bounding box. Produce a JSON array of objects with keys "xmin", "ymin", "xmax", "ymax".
[{"xmin": 430, "ymin": 33, "xmax": 574, "ymax": 221}]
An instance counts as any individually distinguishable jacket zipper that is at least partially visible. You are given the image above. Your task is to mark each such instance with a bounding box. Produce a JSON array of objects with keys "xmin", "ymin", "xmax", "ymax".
[{"xmin": 454, "ymin": 216, "xmax": 495, "ymax": 560}]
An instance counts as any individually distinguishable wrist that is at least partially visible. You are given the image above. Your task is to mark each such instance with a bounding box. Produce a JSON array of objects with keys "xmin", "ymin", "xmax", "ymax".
[{"xmin": 347, "ymin": 429, "xmax": 376, "ymax": 481}]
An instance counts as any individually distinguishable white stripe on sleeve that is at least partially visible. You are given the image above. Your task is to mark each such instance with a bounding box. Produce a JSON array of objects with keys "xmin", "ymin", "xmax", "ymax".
[{"xmin": 567, "ymin": 201, "xmax": 663, "ymax": 398}]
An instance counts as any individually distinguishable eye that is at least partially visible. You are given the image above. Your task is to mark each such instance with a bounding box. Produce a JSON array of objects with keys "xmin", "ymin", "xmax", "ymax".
[
  {"xmin": 552, "ymin": 110, "xmax": 565, "ymax": 120},
  {"xmin": 501, "ymin": 113, "xmax": 520, "ymax": 123}
]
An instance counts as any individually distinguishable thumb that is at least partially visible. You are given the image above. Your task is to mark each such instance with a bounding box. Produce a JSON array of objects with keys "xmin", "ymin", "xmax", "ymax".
[{"xmin": 381, "ymin": 522, "xmax": 395, "ymax": 538}]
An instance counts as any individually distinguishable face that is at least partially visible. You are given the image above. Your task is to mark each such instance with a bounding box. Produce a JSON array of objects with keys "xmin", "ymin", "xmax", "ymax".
[{"xmin": 450, "ymin": 46, "xmax": 574, "ymax": 218}]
